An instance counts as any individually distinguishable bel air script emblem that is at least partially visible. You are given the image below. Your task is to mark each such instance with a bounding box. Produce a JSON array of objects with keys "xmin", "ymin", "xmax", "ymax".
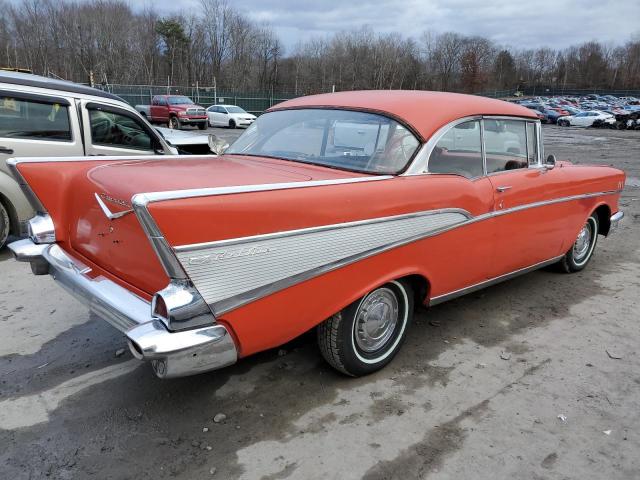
[{"xmin": 188, "ymin": 246, "xmax": 271, "ymax": 265}]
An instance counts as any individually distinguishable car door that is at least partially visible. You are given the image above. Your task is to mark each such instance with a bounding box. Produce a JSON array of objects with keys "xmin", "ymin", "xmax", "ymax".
[
  {"xmin": 485, "ymin": 118, "xmax": 568, "ymax": 277},
  {"xmin": 150, "ymin": 96, "xmax": 168, "ymax": 123},
  {"xmin": 81, "ymin": 100, "xmax": 163, "ymax": 156},
  {"xmin": 573, "ymin": 112, "xmax": 589, "ymax": 126},
  {"xmin": 424, "ymin": 118, "xmax": 494, "ymax": 291},
  {"xmin": 214, "ymin": 106, "xmax": 225, "ymax": 126},
  {"xmin": 217, "ymin": 106, "xmax": 229, "ymax": 126},
  {"xmin": 0, "ymin": 89, "xmax": 83, "ymax": 165}
]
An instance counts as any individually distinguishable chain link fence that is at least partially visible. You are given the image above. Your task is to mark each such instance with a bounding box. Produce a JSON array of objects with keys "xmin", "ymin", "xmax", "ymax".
[
  {"xmin": 96, "ymin": 84, "xmax": 640, "ymax": 113},
  {"xmin": 94, "ymin": 84, "xmax": 299, "ymax": 114}
]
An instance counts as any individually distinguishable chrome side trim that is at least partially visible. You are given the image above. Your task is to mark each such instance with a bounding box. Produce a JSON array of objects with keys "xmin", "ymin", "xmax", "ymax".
[
  {"xmin": 469, "ymin": 190, "xmax": 621, "ymax": 223},
  {"xmin": 429, "ymin": 255, "xmax": 564, "ymax": 306},
  {"xmin": 140, "ymin": 175, "xmax": 393, "ymax": 204},
  {"xmin": 176, "ymin": 209, "xmax": 472, "ymax": 315},
  {"xmin": 172, "ymin": 188, "xmax": 621, "ymax": 315},
  {"xmin": 175, "ymin": 208, "xmax": 472, "ymax": 252}
]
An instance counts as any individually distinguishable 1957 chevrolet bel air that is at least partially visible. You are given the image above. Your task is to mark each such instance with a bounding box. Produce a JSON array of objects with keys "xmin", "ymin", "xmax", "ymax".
[{"xmin": 7, "ymin": 91, "xmax": 625, "ymax": 378}]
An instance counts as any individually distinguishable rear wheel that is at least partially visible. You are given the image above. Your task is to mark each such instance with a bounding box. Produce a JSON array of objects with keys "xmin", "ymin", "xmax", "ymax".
[
  {"xmin": 558, "ymin": 213, "xmax": 599, "ymax": 273},
  {"xmin": 0, "ymin": 200, "xmax": 10, "ymax": 249},
  {"xmin": 317, "ymin": 280, "xmax": 413, "ymax": 376}
]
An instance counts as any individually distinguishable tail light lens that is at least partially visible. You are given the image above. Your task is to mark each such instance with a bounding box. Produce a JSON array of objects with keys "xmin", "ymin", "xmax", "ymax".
[{"xmin": 152, "ymin": 294, "xmax": 168, "ymax": 320}]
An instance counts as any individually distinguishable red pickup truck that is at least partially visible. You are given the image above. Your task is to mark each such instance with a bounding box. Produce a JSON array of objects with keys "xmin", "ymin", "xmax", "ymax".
[{"xmin": 136, "ymin": 95, "xmax": 208, "ymax": 130}]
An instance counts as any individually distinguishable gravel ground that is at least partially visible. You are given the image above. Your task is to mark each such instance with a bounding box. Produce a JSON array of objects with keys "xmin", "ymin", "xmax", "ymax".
[{"xmin": 0, "ymin": 125, "xmax": 638, "ymax": 480}]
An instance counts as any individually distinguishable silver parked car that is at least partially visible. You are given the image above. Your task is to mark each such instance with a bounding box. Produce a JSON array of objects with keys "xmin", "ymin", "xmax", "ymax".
[{"xmin": 0, "ymin": 72, "xmax": 191, "ymax": 248}]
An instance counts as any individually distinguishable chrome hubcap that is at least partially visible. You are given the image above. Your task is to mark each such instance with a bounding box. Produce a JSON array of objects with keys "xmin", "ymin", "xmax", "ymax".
[
  {"xmin": 573, "ymin": 221, "xmax": 593, "ymax": 261},
  {"xmin": 354, "ymin": 288, "xmax": 399, "ymax": 353}
]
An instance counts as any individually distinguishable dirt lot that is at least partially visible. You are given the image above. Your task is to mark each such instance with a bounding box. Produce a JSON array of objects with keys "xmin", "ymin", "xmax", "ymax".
[{"xmin": 1, "ymin": 125, "xmax": 639, "ymax": 480}]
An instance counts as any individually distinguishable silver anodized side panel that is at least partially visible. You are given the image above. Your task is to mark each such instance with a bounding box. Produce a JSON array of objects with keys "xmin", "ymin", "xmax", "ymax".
[{"xmin": 176, "ymin": 210, "xmax": 470, "ymax": 312}]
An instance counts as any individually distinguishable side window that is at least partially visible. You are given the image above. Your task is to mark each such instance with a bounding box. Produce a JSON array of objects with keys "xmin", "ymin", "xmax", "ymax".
[
  {"xmin": 526, "ymin": 122, "xmax": 538, "ymax": 165},
  {"xmin": 428, "ymin": 120, "xmax": 483, "ymax": 178},
  {"xmin": 0, "ymin": 96, "xmax": 71, "ymax": 141},
  {"xmin": 156, "ymin": 97, "xmax": 167, "ymax": 106},
  {"xmin": 88, "ymin": 108, "xmax": 153, "ymax": 151},
  {"xmin": 484, "ymin": 119, "xmax": 528, "ymax": 173}
]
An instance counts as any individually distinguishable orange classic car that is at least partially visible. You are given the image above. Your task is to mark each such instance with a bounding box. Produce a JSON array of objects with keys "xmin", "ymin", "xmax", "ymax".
[{"xmin": 7, "ymin": 91, "xmax": 625, "ymax": 378}]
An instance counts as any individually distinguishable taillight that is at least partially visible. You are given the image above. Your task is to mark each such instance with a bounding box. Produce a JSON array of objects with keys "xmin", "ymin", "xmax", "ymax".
[{"xmin": 152, "ymin": 294, "xmax": 168, "ymax": 320}]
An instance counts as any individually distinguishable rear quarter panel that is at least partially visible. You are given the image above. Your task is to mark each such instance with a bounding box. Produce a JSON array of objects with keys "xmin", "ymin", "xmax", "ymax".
[{"xmin": 149, "ymin": 175, "xmax": 497, "ymax": 356}]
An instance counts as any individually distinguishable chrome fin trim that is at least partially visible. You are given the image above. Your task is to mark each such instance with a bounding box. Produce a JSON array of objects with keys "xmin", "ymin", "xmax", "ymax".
[
  {"xmin": 175, "ymin": 209, "xmax": 472, "ymax": 315},
  {"xmin": 6, "ymin": 158, "xmax": 47, "ymax": 213}
]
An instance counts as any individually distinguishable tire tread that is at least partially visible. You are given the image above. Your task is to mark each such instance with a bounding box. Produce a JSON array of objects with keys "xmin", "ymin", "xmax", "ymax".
[{"xmin": 317, "ymin": 312, "xmax": 351, "ymax": 376}]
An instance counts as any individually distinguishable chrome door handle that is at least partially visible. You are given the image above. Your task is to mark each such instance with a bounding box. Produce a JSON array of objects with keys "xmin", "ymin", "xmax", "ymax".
[
  {"xmin": 496, "ymin": 186, "xmax": 512, "ymax": 192},
  {"xmin": 0, "ymin": 146, "xmax": 14, "ymax": 154}
]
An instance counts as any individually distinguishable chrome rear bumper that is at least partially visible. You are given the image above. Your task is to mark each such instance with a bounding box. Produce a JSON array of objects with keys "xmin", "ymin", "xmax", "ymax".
[{"xmin": 8, "ymin": 239, "xmax": 237, "ymax": 378}]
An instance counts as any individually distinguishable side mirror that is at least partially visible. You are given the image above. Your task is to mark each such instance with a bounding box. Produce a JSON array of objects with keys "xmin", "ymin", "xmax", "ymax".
[
  {"xmin": 545, "ymin": 154, "xmax": 556, "ymax": 169},
  {"xmin": 208, "ymin": 135, "xmax": 229, "ymax": 155}
]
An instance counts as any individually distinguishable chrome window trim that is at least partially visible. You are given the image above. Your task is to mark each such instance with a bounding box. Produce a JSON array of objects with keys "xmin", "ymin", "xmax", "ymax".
[
  {"xmin": 402, "ymin": 115, "xmax": 482, "ymax": 176},
  {"xmin": 403, "ymin": 115, "xmax": 539, "ymax": 178}
]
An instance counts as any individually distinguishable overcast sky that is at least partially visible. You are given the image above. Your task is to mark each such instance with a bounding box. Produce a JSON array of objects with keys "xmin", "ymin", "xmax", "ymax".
[{"xmin": 142, "ymin": 0, "xmax": 639, "ymax": 53}]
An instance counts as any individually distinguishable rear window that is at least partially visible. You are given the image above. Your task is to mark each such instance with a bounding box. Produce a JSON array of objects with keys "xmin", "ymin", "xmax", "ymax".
[{"xmin": 0, "ymin": 96, "xmax": 71, "ymax": 141}]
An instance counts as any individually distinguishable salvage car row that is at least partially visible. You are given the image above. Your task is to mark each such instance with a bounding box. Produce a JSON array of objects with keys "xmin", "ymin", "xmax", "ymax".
[
  {"xmin": 134, "ymin": 95, "xmax": 256, "ymax": 130},
  {"xmin": 513, "ymin": 94, "xmax": 640, "ymax": 129}
]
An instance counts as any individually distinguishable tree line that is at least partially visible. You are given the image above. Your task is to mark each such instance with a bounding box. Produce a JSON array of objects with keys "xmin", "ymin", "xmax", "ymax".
[{"xmin": 1, "ymin": 0, "xmax": 639, "ymax": 95}]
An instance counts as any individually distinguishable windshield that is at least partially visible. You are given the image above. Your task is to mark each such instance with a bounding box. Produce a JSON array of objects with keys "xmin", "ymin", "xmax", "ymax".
[
  {"xmin": 226, "ymin": 106, "xmax": 247, "ymax": 114},
  {"xmin": 226, "ymin": 109, "xmax": 420, "ymax": 174},
  {"xmin": 168, "ymin": 96, "xmax": 194, "ymax": 105}
]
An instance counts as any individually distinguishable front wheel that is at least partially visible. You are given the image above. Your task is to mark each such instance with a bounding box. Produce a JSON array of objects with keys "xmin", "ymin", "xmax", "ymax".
[
  {"xmin": 228, "ymin": 119, "xmax": 236, "ymax": 129},
  {"xmin": 0, "ymin": 200, "xmax": 10, "ymax": 249},
  {"xmin": 317, "ymin": 280, "xmax": 413, "ymax": 376},
  {"xmin": 559, "ymin": 213, "xmax": 599, "ymax": 272},
  {"xmin": 168, "ymin": 116, "xmax": 180, "ymax": 130}
]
